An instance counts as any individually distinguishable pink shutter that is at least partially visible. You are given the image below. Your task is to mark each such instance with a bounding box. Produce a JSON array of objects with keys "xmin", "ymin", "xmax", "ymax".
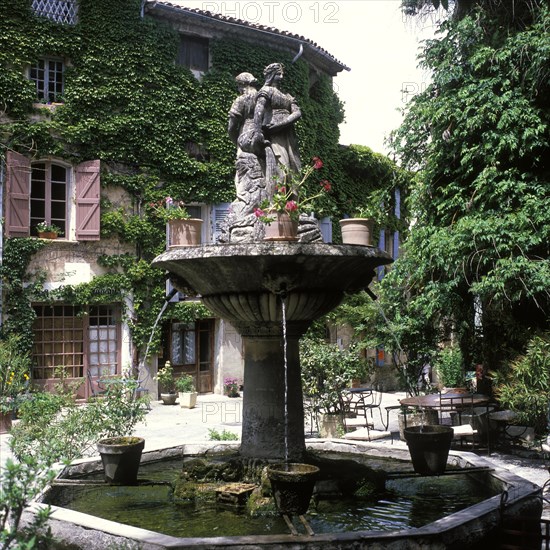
[
  {"xmin": 5, "ymin": 151, "xmax": 31, "ymax": 237},
  {"xmin": 75, "ymin": 160, "xmax": 100, "ymax": 241}
]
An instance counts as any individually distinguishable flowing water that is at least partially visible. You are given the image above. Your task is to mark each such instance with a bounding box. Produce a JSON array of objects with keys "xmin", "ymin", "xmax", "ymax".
[
  {"xmin": 45, "ymin": 457, "xmax": 499, "ymax": 538},
  {"xmin": 281, "ymin": 296, "xmax": 289, "ymax": 463}
]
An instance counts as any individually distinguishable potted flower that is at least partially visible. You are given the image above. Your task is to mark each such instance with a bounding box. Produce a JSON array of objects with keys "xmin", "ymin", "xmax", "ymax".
[
  {"xmin": 36, "ymin": 220, "xmax": 63, "ymax": 239},
  {"xmin": 154, "ymin": 361, "xmax": 177, "ymax": 405},
  {"xmin": 175, "ymin": 374, "xmax": 197, "ymax": 409},
  {"xmin": 223, "ymin": 377, "xmax": 240, "ymax": 398},
  {"xmin": 149, "ymin": 197, "xmax": 202, "ymax": 247},
  {"xmin": 254, "ymin": 156, "xmax": 331, "ymax": 241}
]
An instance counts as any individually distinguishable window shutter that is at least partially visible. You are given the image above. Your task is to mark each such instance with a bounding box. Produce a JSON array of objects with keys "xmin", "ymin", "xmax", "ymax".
[
  {"xmin": 5, "ymin": 151, "xmax": 31, "ymax": 237},
  {"xmin": 75, "ymin": 160, "xmax": 100, "ymax": 241},
  {"xmin": 211, "ymin": 203, "xmax": 231, "ymax": 243}
]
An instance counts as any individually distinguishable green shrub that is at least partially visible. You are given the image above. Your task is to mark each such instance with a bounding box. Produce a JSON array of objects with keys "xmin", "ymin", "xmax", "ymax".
[
  {"xmin": 492, "ymin": 332, "xmax": 550, "ymax": 435},
  {"xmin": 10, "ymin": 375, "xmax": 148, "ymax": 462},
  {"xmin": 208, "ymin": 428, "xmax": 239, "ymax": 441},
  {"xmin": 434, "ymin": 345, "xmax": 464, "ymax": 388}
]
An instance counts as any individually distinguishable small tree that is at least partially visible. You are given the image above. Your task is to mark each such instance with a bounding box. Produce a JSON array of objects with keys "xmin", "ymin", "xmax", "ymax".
[{"xmin": 300, "ymin": 337, "xmax": 371, "ymax": 420}]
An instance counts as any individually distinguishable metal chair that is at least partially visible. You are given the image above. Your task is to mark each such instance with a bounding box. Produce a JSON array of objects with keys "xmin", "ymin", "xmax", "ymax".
[{"xmin": 438, "ymin": 393, "xmax": 478, "ymax": 447}]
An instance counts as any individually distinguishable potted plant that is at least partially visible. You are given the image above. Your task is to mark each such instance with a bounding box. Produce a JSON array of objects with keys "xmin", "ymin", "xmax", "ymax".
[
  {"xmin": 35, "ymin": 220, "xmax": 63, "ymax": 239},
  {"xmin": 339, "ymin": 205, "xmax": 377, "ymax": 246},
  {"xmin": 223, "ymin": 377, "xmax": 240, "ymax": 398},
  {"xmin": 149, "ymin": 197, "xmax": 202, "ymax": 247},
  {"xmin": 175, "ymin": 374, "xmax": 197, "ymax": 409},
  {"xmin": 300, "ymin": 337, "xmax": 370, "ymax": 438},
  {"xmin": 94, "ymin": 375, "xmax": 149, "ymax": 484},
  {"xmin": 254, "ymin": 156, "xmax": 331, "ymax": 241},
  {"xmin": 154, "ymin": 361, "xmax": 177, "ymax": 405}
]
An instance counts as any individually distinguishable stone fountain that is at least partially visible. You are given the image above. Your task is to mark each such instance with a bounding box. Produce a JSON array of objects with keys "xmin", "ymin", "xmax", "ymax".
[{"xmin": 153, "ymin": 242, "xmax": 392, "ymax": 461}]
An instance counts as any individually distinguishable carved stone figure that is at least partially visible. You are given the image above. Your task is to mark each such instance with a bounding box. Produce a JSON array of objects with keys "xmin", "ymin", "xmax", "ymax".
[{"xmin": 222, "ymin": 65, "xmax": 322, "ymax": 243}]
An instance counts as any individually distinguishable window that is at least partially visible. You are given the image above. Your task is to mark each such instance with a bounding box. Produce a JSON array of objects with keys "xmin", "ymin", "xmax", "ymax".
[
  {"xmin": 32, "ymin": 0, "xmax": 78, "ymax": 25},
  {"xmin": 30, "ymin": 161, "xmax": 68, "ymax": 236},
  {"xmin": 178, "ymin": 35, "xmax": 209, "ymax": 76},
  {"xmin": 32, "ymin": 305, "xmax": 120, "ymax": 397},
  {"xmin": 171, "ymin": 323, "xmax": 196, "ymax": 365},
  {"xmin": 30, "ymin": 59, "xmax": 64, "ymax": 102},
  {"xmin": 5, "ymin": 151, "xmax": 101, "ymax": 240}
]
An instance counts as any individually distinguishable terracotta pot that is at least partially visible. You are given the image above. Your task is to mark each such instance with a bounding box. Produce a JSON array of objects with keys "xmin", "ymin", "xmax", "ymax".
[
  {"xmin": 263, "ymin": 212, "xmax": 298, "ymax": 241},
  {"xmin": 319, "ymin": 413, "xmax": 345, "ymax": 439},
  {"xmin": 168, "ymin": 218, "xmax": 203, "ymax": 247},
  {"xmin": 0, "ymin": 411, "xmax": 12, "ymax": 434},
  {"xmin": 267, "ymin": 463, "xmax": 320, "ymax": 515},
  {"xmin": 97, "ymin": 436, "xmax": 145, "ymax": 484},
  {"xmin": 404, "ymin": 425, "xmax": 453, "ymax": 476},
  {"xmin": 339, "ymin": 218, "xmax": 374, "ymax": 246},
  {"xmin": 37, "ymin": 231, "xmax": 58, "ymax": 239}
]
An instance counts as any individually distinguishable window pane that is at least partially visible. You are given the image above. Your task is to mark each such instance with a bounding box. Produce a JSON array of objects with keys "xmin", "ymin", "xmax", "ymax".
[{"xmin": 179, "ymin": 36, "xmax": 209, "ymax": 72}]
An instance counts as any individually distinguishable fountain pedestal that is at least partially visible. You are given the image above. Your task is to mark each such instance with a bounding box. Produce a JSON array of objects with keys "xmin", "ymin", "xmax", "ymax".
[{"xmin": 153, "ymin": 243, "xmax": 392, "ymax": 460}]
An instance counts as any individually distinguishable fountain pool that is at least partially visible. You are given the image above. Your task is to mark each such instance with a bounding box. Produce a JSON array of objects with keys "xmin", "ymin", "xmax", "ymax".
[{"xmin": 36, "ymin": 440, "xmax": 542, "ymax": 549}]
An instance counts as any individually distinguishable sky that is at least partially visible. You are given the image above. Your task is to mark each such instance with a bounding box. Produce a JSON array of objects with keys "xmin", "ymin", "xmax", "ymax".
[{"xmin": 171, "ymin": 0, "xmax": 438, "ymax": 154}]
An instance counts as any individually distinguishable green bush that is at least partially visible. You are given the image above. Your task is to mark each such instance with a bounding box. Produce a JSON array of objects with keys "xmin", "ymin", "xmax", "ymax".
[
  {"xmin": 434, "ymin": 346, "xmax": 464, "ymax": 388},
  {"xmin": 175, "ymin": 374, "xmax": 195, "ymax": 393},
  {"xmin": 208, "ymin": 428, "xmax": 239, "ymax": 441},
  {"xmin": 300, "ymin": 337, "xmax": 371, "ymax": 415},
  {"xmin": 492, "ymin": 332, "xmax": 550, "ymax": 435},
  {"xmin": 10, "ymin": 375, "xmax": 148, "ymax": 462}
]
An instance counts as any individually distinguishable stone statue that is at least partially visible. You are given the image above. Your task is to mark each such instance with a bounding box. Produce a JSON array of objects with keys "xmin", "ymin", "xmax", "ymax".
[
  {"xmin": 221, "ymin": 64, "xmax": 322, "ymax": 243},
  {"xmin": 254, "ymin": 63, "xmax": 302, "ymax": 191}
]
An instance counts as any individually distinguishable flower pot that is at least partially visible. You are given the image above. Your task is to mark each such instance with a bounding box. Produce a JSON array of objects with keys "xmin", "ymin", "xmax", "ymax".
[
  {"xmin": 398, "ymin": 408, "xmax": 439, "ymax": 441},
  {"xmin": 267, "ymin": 463, "xmax": 320, "ymax": 515},
  {"xmin": 179, "ymin": 391, "xmax": 197, "ymax": 409},
  {"xmin": 263, "ymin": 212, "xmax": 298, "ymax": 242},
  {"xmin": 339, "ymin": 218, "xmax": 374, "ymax": 246},
  {"xmin": 403, "ymin": 425, "xmax": 453, "ymax": 476},
  {"xmin": 168, "ymin": 218, "xmax": 203, "ymax": 247},
  {"xmin": 97, "ymin": 436, "xmax": 145, "ymax": 484},
  {"xmin": 37, "ymin": 231, "xmax": 58, "ymax": 239},
  {"xmin": 160, "ymin": 392, "xmax": 178, "ymax": 405},
  {"xmin": 0, "ymin": 411, "xmax": 12, "ymax": 434},
  {"xmin": 319, "ymin": 413, "xmax": 345, "ymax": 439}
]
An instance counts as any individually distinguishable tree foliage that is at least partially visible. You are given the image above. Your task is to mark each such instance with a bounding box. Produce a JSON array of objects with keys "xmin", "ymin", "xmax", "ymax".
[{"xmin": 332, "ymin": 4, "xmax": 549, "ymax": 393}]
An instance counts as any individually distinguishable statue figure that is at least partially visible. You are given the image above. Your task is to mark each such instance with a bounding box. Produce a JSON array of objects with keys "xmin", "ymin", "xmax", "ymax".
[
  {"xmin": 254, "ymin": 63, "xmax": 301, "ymax": 193},
  {"xmin": 222, "ymin": 64, "xmax": 322, "ymax": 243}
]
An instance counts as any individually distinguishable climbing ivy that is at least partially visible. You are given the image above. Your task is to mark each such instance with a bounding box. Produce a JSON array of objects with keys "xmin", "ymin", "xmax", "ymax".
[{"xmin": 0, "ymin": 0, "xmax": 405, "ymax": 360}]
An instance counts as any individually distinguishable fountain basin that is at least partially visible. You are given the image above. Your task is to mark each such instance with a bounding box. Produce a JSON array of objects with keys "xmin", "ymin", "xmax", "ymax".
[{"xmin": 34, "ymin": 440, "xmax": 542, "ymax": 549}]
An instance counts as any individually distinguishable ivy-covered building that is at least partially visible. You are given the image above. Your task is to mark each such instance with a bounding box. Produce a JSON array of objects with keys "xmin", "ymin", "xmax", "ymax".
[{"xmin": 1, "ymin": 0, "xmax": 354, "ymax": 398}]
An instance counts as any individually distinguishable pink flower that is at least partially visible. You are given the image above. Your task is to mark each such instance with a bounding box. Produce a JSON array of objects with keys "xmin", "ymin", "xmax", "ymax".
[
  {"xmin": 312, "ymin": 156, "xmax": 323, "ymax": 170},
  {"xmin": 254, "ymin": 208, "xmax": 265, "ymax": 218},
  {"xmin": 285, "ymin": 200, "xmax": 298, "ymax": 212},
  {"xmin": 320, "ymin": 180, "xmax": 332, "ymax": 191}
]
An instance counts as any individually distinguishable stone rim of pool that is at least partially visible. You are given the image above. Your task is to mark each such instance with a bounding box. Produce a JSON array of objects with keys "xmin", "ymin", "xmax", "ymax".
[{"xmin": 34, "ymin": 439, "xmax": 542, "ymax": 549}]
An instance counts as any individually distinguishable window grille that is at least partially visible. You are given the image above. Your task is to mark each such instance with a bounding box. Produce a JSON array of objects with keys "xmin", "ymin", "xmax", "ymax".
[{"xmin": 32, "ymin": 0, "xmax": 78, "ymax": 25}]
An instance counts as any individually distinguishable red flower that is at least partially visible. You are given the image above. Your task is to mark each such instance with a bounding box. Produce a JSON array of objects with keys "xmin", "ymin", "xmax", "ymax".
[
  {"xmin": 285, "ymin": 200, "xmax": 298, "ymax": 211},
  {"xmin": 312, "ymin": 156, "xmax": 323, "ymax": 170},
  {"xmin": 254, "ymin": 208, "xmax": 266, "ymax": 218},
  {"xmin": 320, "ymin": 180, "xmax": 331, "ymax": 192}
]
